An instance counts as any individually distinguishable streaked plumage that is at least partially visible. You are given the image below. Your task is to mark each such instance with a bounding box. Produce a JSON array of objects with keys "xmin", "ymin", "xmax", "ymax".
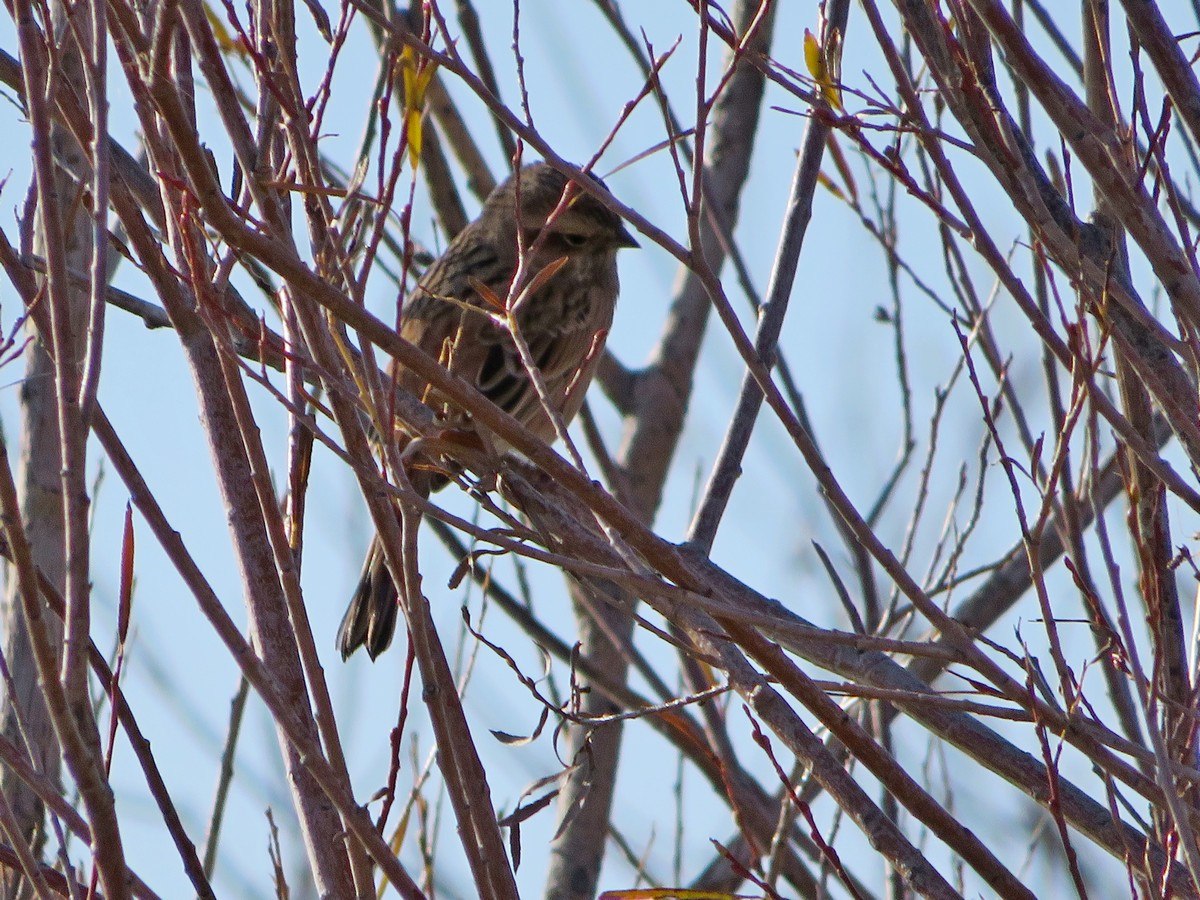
[{"xmin": 338, "ymin": 162, "xmax": 636, "ymax": 660}]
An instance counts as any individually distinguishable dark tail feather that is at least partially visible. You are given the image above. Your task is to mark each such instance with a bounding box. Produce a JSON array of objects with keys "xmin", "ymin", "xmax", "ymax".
[
  {"xmin": 339, "ymin": 469, "xmax": 441, "ymax": 660},
  {"xmin": 337, "ymin": 537, "xmax": 400, "ymax": 660}
]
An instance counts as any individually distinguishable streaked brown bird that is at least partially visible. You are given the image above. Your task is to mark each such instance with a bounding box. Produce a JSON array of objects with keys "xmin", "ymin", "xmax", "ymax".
[{"xmin": 338, "ymin": 162, "xmax": 637, "ymax": 660}]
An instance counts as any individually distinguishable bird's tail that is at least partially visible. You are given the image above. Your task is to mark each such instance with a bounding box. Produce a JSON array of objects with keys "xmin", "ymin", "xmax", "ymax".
[{"xmin": 337, "ymin": 536, "xmax": 400, "ymax": 660}]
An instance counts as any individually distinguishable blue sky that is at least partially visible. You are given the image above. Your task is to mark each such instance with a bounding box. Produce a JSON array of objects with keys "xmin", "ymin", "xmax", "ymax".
[{"xmin": 0, "ymin": 1, "xmax": 1178, "ymax": 896}]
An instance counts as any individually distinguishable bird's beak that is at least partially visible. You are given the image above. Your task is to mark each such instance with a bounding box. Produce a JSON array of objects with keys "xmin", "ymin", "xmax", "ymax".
[{"xmin": 615, "ymin": 223, "xmax": 640, "ymax": 249}]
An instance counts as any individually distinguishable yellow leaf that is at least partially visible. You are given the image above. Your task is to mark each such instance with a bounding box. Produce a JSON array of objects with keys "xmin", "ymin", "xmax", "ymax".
[
  {"xmin": 816, "ymin": 171, "xmax": 845, "ymax": 202},
  {"xmin": 405, "ymin": 108, "xmax": 424, "ymax": 169},
  {"xmin": 803, "ymin": 28, "xmax": 824, "ymax": 85},
  {"xmin": 399, "ymin": 46, "xmax": 437, "ymax": 169},
  {"xmin": 376, "ymin": 805, "xmax": 412, "ymax": 899},
  {"xmin": 203, "ymin": 1, "xmax": 244, "ymax": 56},
  {"xmin": 803, "ymin": 26, "xmax": 842, "ymax": 110}
]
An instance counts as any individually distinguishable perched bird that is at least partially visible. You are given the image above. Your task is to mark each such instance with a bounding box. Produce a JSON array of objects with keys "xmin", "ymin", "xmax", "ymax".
[{"xmin": 338, "ymin": 162, "xmax": 637, "ymax": 660}]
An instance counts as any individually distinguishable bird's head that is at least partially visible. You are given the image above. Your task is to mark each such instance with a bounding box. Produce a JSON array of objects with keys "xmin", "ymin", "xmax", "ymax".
[{"xmin": 485, "ymin": 162, "xmax": 639, "ymax": 258}]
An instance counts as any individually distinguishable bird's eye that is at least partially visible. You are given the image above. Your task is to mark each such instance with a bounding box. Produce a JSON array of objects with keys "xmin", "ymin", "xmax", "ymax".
[{"xmin": 561, "ymin": 232, "xmax": 589, "ymax": 248}]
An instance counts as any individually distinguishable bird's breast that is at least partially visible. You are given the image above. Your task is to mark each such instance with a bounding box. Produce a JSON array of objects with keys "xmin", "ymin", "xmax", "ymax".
[{"xmin": 519, "ymin": 255, "xmax": 619, "ymax": 337}]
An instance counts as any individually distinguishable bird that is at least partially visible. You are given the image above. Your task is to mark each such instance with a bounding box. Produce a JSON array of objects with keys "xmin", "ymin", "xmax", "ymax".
[{"xmin": 338, "ymin": 161, "xmax": 638, "ymax": 660}]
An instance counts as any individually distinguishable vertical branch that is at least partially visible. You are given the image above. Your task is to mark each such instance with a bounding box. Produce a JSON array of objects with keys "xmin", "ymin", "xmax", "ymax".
[
  {"xmin": 685, "ymin": 0, "xmax": 850, "ymax": 553},
  {"xmin": 0, "ymin": 185, "xmax": 68, "ymax": 891},
  {"xmin": 1084, "ymin": 0, "xmax": 1196, "ymax": 844},
  {"xmin": 1, "ymin": 0, "xmax": 129, "ymax": 892},
  {"xmin": 131, "ymin": 12, "xmax": 356, "ymax": 892},
  {"xmin": 545, "ymin": 3, "xmax": 775, "ymax": 898},
  {"xmin": 76, "ymin": 0, "xmax": 109, "ymax": 424}
]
